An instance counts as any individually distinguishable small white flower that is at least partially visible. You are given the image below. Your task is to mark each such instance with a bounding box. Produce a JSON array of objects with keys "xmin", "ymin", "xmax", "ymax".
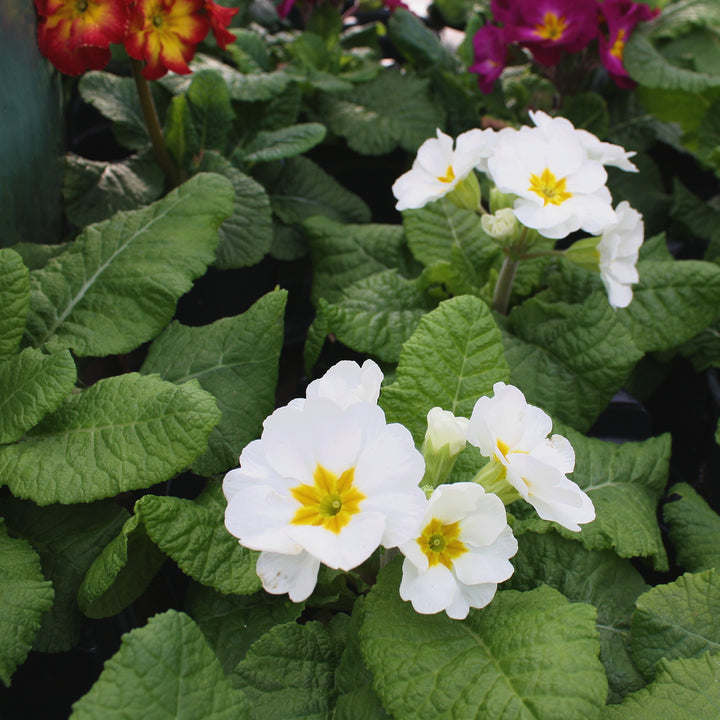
[
  {"xmin": 223, "ymin": 393, "xmax": 426, "ymax": 602},
  {"xmin": 425, "ymin": 407, "xmax": 468, "ymax": 456},
  {"xmin": 466, "ymin": 382, "xmax": 595, "ymax": 532},
  {"xmin": 481, "ymin": 207, "xmax": 518, "ymax": 243},
  {"xmin": 399, "ymin": 482, "xmax": 517, "ymax": 620},
  {"xmin": 392, "ymin": 128, "xmax": 496, "ymax": 211},
  {"xmin": 305, "ymin": 359, "xmax": 383, "ymax": 409},
  {"xmin": 597, "ymin": 201, "xmax": 644, "ymax": 309},
  {"xmin": 486, "ymin": 121, "xmax": 616, "ymax": 240}
]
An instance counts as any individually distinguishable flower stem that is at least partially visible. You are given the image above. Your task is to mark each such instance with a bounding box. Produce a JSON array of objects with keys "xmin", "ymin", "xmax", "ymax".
[
  {"xmin": 130, "ymin": 59, "xmax": 179, "ymax": 188},
  {"xmin": 492, "ymin": 253, "xmax": 519, "ymax": 315}
]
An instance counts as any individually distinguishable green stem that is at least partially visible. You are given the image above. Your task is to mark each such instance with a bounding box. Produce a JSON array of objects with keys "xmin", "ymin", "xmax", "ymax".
[
  {"xmin": 492, "ymin": 252, "xmax": 519, "ymax": 315},
  {"xmin": 130, "ymin": 59, "xmax": 179, "ymax": 188}
]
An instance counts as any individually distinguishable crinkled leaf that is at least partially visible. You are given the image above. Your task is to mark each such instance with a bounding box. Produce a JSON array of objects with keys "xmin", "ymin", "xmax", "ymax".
[
  {"xmin": 669, "ymin": 179, "xmax": 720, "ymax": 242},
  {"xmin": 136, "ymin": 481, "xmax": 261, "ymax": 595},
  {"xmin": 0, "ymin": 500, "xmax": 126, "ymax": 652},
  {"xmin": 232, "ymin": 621, "xmax": 345, "ymax": 720},
  {"xmin": 1, "ymin": 373, "xmax": 221, "ymax": 505},
  {"xmin": 24, "ymin": 173, "xmax": 234, "ymax": 356},
  {"xmin": 0, "ymin": 347, "xmax": 76, "ymax": 445},
  {"xmin": 601, "ymin": 653, "xmax": 720, "ymax": 719},
  {"xmin": 242, "ymin": 123, "xmax": 326, "ymax": 164},
  {"xmin": 381, "ymin": 295, "xmax": 510, "ymax": 442},
  {"xmin": 563, "ymin": 92, "xmax": 609, "ymax": 139},
  {"xmin": 507, "ymin": 530, "xmax": 648, "ymax": 703},
  {"xmin": 77, "ymin": 513, "xmax": 165, "ymax": 619},
  {"xmin": 186, "ymin": 70, "xmax": 235, "ymax": 155},
  {"xmin": 0, "ymin": 248, "xmax": 29, "ymax": 356},
  {"xmin": 631, "ymin": 570, "xmax": 720, "ymax": 680},
  {"xmin": 387, "ymin": 9, "xmax": 458, "ymax": 71},
  {"xmin": 70, "ymin": 610, "xmax": 250, "ymax": 720},
  {"xmin": 663, "ymin": 482, "xmax": 720, "ymax": 572},
  {"xmin": 187, "ymin": 583, "xmax": 302, "ymax": 675},
  {"xmin": 361, "ymin": 561, "xmax": 607, "ymax": 720},
  {"xmin": 62, "ymin": 152, "xmax": 163, "ymax": 227},
  {"xmin": 0, "ymin": 519, "xmax": 54, "ymax": 686},
  {"xmin": 141, "ymin": 290, "xmax": 286, "ymax": 476},
  {"xmin": 10, "ymin": 242, "xmax": 70, "ymax": 272},
  {"xmin": 681, "ymin": 316, "xmax": 720, "ymax": 371}
]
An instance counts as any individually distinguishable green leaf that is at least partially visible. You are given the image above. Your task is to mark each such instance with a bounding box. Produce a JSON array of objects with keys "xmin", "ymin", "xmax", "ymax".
[
  {"xmin": 305, "ymin": 215, "xmax": 413, "ymax": 305},
  {"xmin": 136, "ymin": 481, "xmax": 261, "ymax": 595},
  {"xmin": 1, "ymin": 373, "xmax": 221, "ymax": 505},
  {"xmin": 77, "ymin": 513, "xmax": 165, "ymax": 619},
  {"xmin": 507, "ymin": 530, "xmax": 648, "ymax": 703},
  {"xmin": 0, "ymin": 519, "xmax": 54, "ymax": 686},
  {"xmin": 70, "ymin": 610, "xmax": 250, "ymax": 720},
  {"xmin": 187, "ymin": 583, "xmax": 302, "ymax": 675},
  {"xmin": 663, "ymin": 482, "xmax": 720, "ymax": 572},
  {"xmin": 318, "ymin": 68, "xmax": 444, "ymax": 155},
  {"xmin": 0, "ymin": 500, "xmax": 126, "ymax": 652},
  {"xmin": 0, "ymin": 248, "xmax": 29, "ymax": 356},
  {"xmin": 198, "ymin": 153, "xmax": 273, "ymax": 269},
  {"xmin": 387, "ymin": 9, "xmax": 458, "ymax": 71},
  {"xmin": 504, "ymin": 292, "xmax": 643, "ymax": 432},
  {"xmin": 380, "ymin": 295, "xmax": 510, "ymax": 442},
  {"xmin": 141, "ymin": 290, "xmax": 286, "ymax": 476},
  {"xmin": 186, "ymin": 70, "xmax": 235, "ymax": 155},
  {"xmin": 361, "ymin": 561, "xmax": 607, "ymax": 720},
  {"xmin": 318, "ymin": 271, "xmax": 437, "ymax": 363},
  {"xmin": 563, "ymin": 92, "xmax": 609, "ymax": 139},
  {"xmin": 62, "ymin": 153, "xmax": 164, "ymax": 227},
  {"xmin": 631, "ymin": 570, "xmax": 720, "ymax": 680},
  {"xmin": 0, "ymin": 347, "xmax": 76, "ymax": 445},
  {"xmin": 601, "ymin": 653, "xmax": 720, "ymax": 719},
  {"xmin": 232, "ymin": 621, "xmax": 345, "ymax": 719},
  {"xmin": 242, "ymin": 123, "xmax": 327, "ymax": 164},
  {"xmin": 669, "ymin": 179, "xmax": 720, "ymax": 242},
  {"xmin": 263, "ymin": 156, "xmax": 370, "ymax": 225},
  {"xmin": 24, "ymin": 173, "xmax": 234, "ymax": 356}
]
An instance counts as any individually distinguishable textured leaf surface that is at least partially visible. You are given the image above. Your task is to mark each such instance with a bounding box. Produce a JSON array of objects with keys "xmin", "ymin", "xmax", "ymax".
[
  {"xmin": 70, "ymin": 610, "xmax": 249, "ymax": 720},
  {"xmin": 1, "ymin": 373, "xmax": 221, "ymax": 504},
  {"xmin": 381, "ymin": 295, "xmax": 509, "ymax": 442},
  {"xmin": 361, "ymin": 562, "xmax": 607, "ymax": 720},
  {"xmin": 232, "ymin": 621, "xmax": 345, "ymax": 720},
  {"xmin": 0, "ymin": 347, "xmax": 76, "ymax": 445},
  {"xmin": 24, "ymin": 173, "xmax": 234, "ymax": 356},
  {"xmin": 141, "ymin": 290, "xmax": 286, "ymax": 476},
  {"xmin": 507, "ymin": 531, "xmax": 648, "ymax": 703},
  {"xmin": 136, "ymin": 481, "xmax": 261, "ymax": 595},
  {"xmin": 0, "ymin": 248, "xmax": 29, "ymax": 356},
  {"xmin": 242, "ymin": 123, "xmax": 326, "ymax": 163},
  {"xmin": 663, "ymin": 482, "xmax": 720, "ymax": 572},
  {"xmin": 0, "ymin": 520, "xmax": 54, "ymax": 686},
  {"xmin": 601, "ymin": 654, "xmax": 720, "ymax": 719},
  {"xmin": 631, "ymin": 570, "xmax": 720, "ymax": 679}
]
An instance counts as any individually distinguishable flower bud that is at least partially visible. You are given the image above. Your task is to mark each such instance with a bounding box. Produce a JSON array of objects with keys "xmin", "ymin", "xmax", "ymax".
[
  {"xmin": 421, "ymin": 407, "xmax": 469, "ymax": 491},
  {"xmin": 564, "ymin": 236, "xmax": 601, "ymax": 272},
  {"xmin": 489, "ymin": 187, "xmax": 516, "ymax": 213},
  {"xmin": 481, "ymin": 208, "xmax": 518, "ymax": 244}
]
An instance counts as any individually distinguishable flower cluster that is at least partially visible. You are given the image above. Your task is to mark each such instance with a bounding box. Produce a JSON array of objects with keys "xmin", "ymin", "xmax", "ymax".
[
  {"xmin": 392, "ymin": 111, "xmax": 644, "ymax": 308},
  {"xmin": 223, "ymin": 361, "xmax": 594, "ymax": 620},
  {"xmin": 34, "ymin": 0, "xmax": 238, "ymax": 78},
  {"xmin": 469, "ymin": 0, "xmax": 659, "ymax": 92}
]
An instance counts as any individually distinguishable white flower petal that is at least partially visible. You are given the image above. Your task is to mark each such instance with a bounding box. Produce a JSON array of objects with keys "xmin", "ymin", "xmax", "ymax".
[
  {"xmin": 453, "ymin": 527, "xmax": 517, "ymax": 585},
  {"xmin": 399, "ymin": 561, "xmax": 458, "ymax": 615},
  {"xmin": 449, "ymin": 582, "xmax": 498, "ymax": 618},
  {"xmin": 256, "ymin": 551, "xmax": 320, "ymax": 602},
  {"xmin": 305, "ymin": 359, "xmax": 383, "ymax": 408}
]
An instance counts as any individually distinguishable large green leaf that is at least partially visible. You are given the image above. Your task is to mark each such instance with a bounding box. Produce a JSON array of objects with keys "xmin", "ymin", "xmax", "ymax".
[
  {"xmin": 0, "ymin": 347, "xmax": 76, "ymax": 445},
  {"xmin": 136, "ymin": 481, "xmax": 261, "ymax": 596},
  {"xmin": 0, "ymin": 519, "xmax": 54, "ymax": 686},
  {"xmin": 0, "ymin": 248, "xmax": 29, "ymax": 356},
  {"xmin": 387, "ymin": 8, "xmax": 457, "ymax": 71},
  {"xmin": 241, "ymin": 123, "xmax": 326, "ymax": 164},
  {"xmin": 631, "ymin": 570, "xmax": 720, "ymax": 679},
  {"xmin": 24, "ymin": 173, "xmax": 234, "ymax": 356},
  {"xmin": 361, "ymin": 562, "xmax": 607, "ymax": 720},
  {"xmin": 141, "ymin": 290, "xmax": 286, "ymax": 476},
  {"xmin": 507, "ymin": 530, "xmax": 648, "ymax": 703},
  {"xmin": 381, "ymin": 295, "xmax": 510, "ymax": 442},
  {"xmin": 70, "ymin": 610, "xmax": 250, "ymax": 720},
  {"xmin": 601, "ymin": 653, "xmax": 720, "ymax": 719},
  {"xmin": 663, "ymin": 482, "xmax": 720, "ymax": 572},
  {"xmin": 1, "ymin": 373, "xmax": 221, "ymax": 505}
]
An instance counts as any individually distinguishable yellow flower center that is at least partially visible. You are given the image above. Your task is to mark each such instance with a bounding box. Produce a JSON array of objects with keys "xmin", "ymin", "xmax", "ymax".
[
  {"xmin": 418, "ymin": 518, "xmax": 467, "ymax": 569},
  {"xmin": 610, "ymin": 29, "xmax": 626, "ymax": 60},
  {"xmin": 535, "ymin": 12, "xmax": 569, "ymax": 41},
  {"xmin": 528, "ymin": 168, "xmax": 573, "ymax": 206},
  {"xmin": 290, "ymin": 464, "xmax": 365, "ymax": 534},
  {"xmin": 437, "ymin": 165, "xmax": 456, "ymax": 184},
  {"xmin": 496, "ymin": 438, "xmax": 510, "ymax": 460}
]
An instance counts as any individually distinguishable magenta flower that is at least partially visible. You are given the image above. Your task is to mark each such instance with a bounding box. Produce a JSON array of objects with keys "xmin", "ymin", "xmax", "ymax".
[
  {"xmin": 469, "ymin": 24, "xmax": 508, "ymax": 94},
  {"xmin": 598, "ymin": 0, "xmax": 659, "ymax": 88}
]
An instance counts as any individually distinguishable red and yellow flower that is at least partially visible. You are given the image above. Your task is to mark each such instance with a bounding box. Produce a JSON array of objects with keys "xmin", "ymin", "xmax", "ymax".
[{"xmin": 204, "ymin": 0, "xmax": 238, "ymax": 49}]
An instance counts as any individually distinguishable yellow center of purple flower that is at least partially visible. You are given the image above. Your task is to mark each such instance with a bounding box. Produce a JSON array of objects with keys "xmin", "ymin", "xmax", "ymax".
[
  {"xmin": 528, "ymin": 168, "xmax": 573, "ymax": 206},
  {"xmin": 535, "ymin": 11, "xmax": 569, "ymax": 41},
  {"xmin": 418, "ymin": 518, "xmax": 467, "ymax": 568},
  {"xmin": 610, "ymin": 29, "xmax": 627, "ymax": 60}
]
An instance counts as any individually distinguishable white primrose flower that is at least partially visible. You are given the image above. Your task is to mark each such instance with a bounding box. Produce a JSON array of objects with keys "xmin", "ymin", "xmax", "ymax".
[
  {"xmin": 486, "ymin": 121, "xmax": 616, "ymax": 240},
  {"xmin": 597, "ymin": 201, "xmax": 644, "ymax": 309},
  {"xmin": 223, "ymin": 395, "xmax": 426, "ymax": 602},
  {"xmin": 305, "ymin": 359, "xmax": 383, "ymax": 409},
  {"xmin": 399, "ymin": 482, "xmax": 517, "ymax": 620},
  {"xmin": 466, "ymin": 382, "xmax": 595, "ymax": 532},
  {"xmin": 425, "ymin": 407, "xmax": 469, "ymax": 456},
  {"xmin": 392, "ymin": 127, "xmax": 496, "ymax": 211}
]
